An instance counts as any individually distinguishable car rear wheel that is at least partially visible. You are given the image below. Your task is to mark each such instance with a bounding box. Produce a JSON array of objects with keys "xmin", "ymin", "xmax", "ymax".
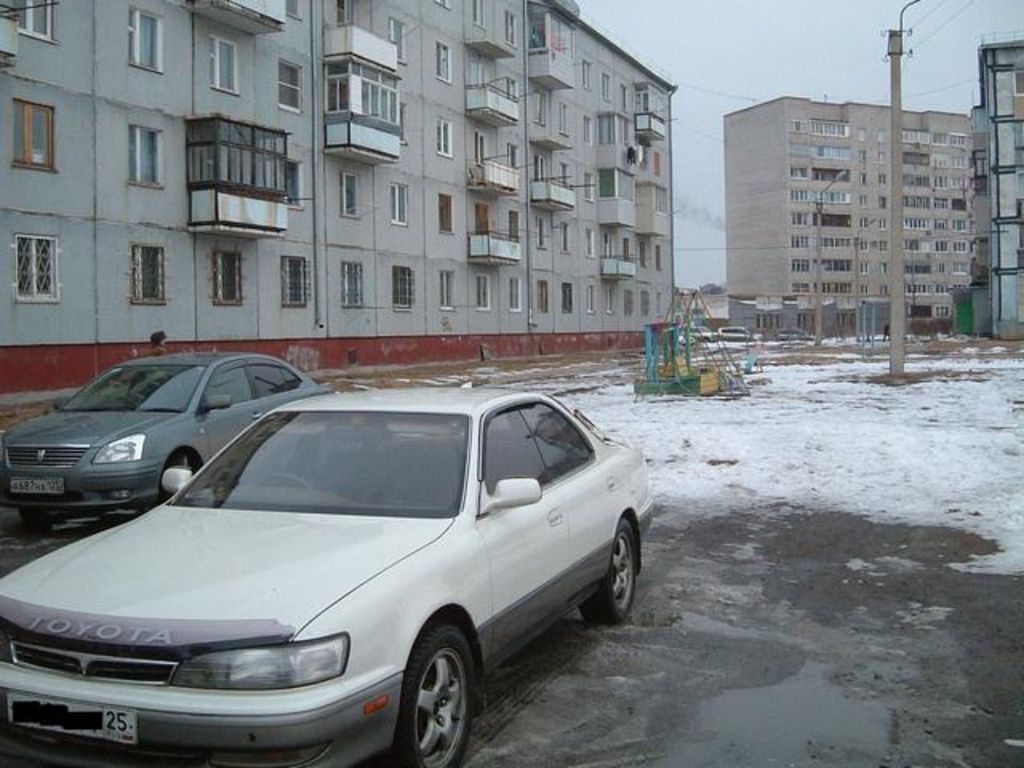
[
  {"xmin": 18, "ymin": 508, "xmax": 52, "ymax": 533},
  {"xmin": 580, "ymin": 518, "xmax": 637, "ymax": 625},
  {"xmin": 393, "ymin": 623, "xmax": 474, "ymax": 768}
]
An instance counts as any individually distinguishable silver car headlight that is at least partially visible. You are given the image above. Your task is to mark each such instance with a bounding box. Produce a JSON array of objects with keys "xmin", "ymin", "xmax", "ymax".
[
  {"xmin": 171, "ymin": 634, "xmax": 349, "ymax": 690},
  {"xmin": 93, "ymin": 434, "xmax": 146, "ymax": 464}
]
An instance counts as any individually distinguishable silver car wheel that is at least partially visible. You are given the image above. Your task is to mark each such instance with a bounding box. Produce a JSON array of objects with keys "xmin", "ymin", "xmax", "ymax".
[
  {"xmin": 416, "ymin": 648, "xmax": 468, "ymax": 767},
  {"xmin": 611, "ymin": 531, "xmax": 635, "ymax": 609}
]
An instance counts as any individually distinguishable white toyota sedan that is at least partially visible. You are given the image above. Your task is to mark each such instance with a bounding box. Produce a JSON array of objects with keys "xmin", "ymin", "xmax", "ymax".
[{"xmin": 0, "ymin": 388, "xmax": 652, "ymax": 768}]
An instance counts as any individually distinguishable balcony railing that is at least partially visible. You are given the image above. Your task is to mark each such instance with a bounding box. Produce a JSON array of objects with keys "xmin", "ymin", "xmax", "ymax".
[
  {"xmin": 324, "ymin": 114, "xmax": 401, "ymax": 164},
  {"xmin": 466, "ymin": 84, "xmax": 519, "ymax": 127},
  {"xmin": 468, "ymin": 232, "xmax": 522, "ymax": 265},
  {"xmin": 530, "ymin": 180, "xmax": 576, "ymax": 211},
  {"xmin": 635, "ymin": 112, "xmax": 666, "ymax": 143},
  {"xmin": 529, "ymin": 122, "xmax": 573, "ymax": 151},
  {"xmin": 188, "ymin": 0, "xmax": 285, "ymax": 34},
  {"xmin": 601, "ymin": 257, "xmax": 637, "ymax": 279},
  {"xmin": 0, "ymin": 15, "xmax": 17, "ymax": 67},
  {"xmin": 468, "ymin": 159, "xmax": 519, "ymax": 195},
  {"xmin": 189, "ymin": 189, "xmax": 288, "ymax": 237},
  {"xmin": 598, "ymin": 197, "xmax": 636, "ymax": 228},
  {"xmin": 528, "ymin": 47, "xmax": 574, "ymax": 89},
  {"xmin": 325, "ymin": 24, "xmax": 398, "ymax": 72}
]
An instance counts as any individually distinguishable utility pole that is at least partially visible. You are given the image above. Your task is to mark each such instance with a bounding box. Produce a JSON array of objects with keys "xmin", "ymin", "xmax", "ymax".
[{"xmin": 888, "ymin": 0, "xmax": 920, "ymax": 376}]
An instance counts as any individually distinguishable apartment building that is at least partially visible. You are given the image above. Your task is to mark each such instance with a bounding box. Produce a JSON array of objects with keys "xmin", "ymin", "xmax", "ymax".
[
  {"xmin": 724, "ymin": 97, "xmax": 972, "ymax": 337},
  {"xmin": 972, "ymin": 39, "xmax": 1024, "ymax": 339},
  {"xmin": 0, "ymin": 0, "xmax": 675, "ymax": 393}
]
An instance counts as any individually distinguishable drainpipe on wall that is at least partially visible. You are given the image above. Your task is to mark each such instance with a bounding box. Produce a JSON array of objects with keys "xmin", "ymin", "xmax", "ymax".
[
  {"xmin": 310, "ymin": 0, "xmax": 323, "ymax": 334},
  {"xmin": 90, "ymin": 0, "xmax": 99, "ymax": 371},
  {"xmin": 521, "ymin": 0, "xmax": 533, "ymax": 333}
]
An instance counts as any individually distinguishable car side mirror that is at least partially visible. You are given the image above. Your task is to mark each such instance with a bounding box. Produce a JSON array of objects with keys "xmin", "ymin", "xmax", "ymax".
[
  {"xmin": 479, "ymin": 478, "xmax": 542, "ymax": 517},
  {"xmin": 161, "ymin": 466, "xmax": 193, "ymax": 496},
  {"xmin": 201, "ymin": 393, "xmax": 233, "ymax": 412}
]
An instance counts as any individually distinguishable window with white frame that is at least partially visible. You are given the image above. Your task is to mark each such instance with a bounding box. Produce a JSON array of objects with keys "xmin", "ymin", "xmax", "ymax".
[
  {"xmin": 280, "ymin": 256, "xmax": 307, "ymax": 307},
  {"xmin": 509, "ymin": 276, "xmax": 521, "ymax": 312},
  {"xmin": 438, "ymin": 193, "xmax": 453, "ymax": 233},
  {"xmin": 504, "ymin": 10, "xmax": 517, "ymax": 46},
  {"xmin": 581, "ymin": 59, "xmax": 591, "ymax": 89},
  {"xmin": 560, "ymin": 221, "xmax": 569, "ymax": 252},
  {"xmin": 341, "ymin": 261, "xmax": 363, "ymax": 307},
  {"xmin": 601, "ymin": 72, "xmax": 610, "ymax": 101},
  {"xmin": 536, "ymin": 279, "xmax": 549, "ymax": 313},
  {"xmin": 285, "ymin": 160, "xmax": 301, "ymax": 205},
  {"xmin": 389, "ymin": 18, "xmax": 405, "ymax": 62},
  {"xmin": 475, "ymin": 274, "xmax": 490, "ymax": 310},
  {"xmin": 639, "ymin": 239, "xmax": 647, "ymax": 268},
  {"xmin": 585, "ymin": 227, "xmax": 594, "ymax": 257},
  {"xmin": 641, "ymin": 290, "xmax": 650, "ymax": 317},
  {"xmin": 583, "ymin": 115, "xmax": 592, "ymax": 145},
  {"xmin": 436, "ymin": 118, "xmax": 453, "ymax": 157},
  {"xmin": 325, "ymin": 60, "xmax": 399, "ymax": 125},
  {"xmin": 560, "ymin": 282, "xmax": 573, "ymax": 313},
  {"xmin": 392, "ymin": 266, "xmax": 414, "ymax": 309},
  {"xmin": 655, "ymin": 243, "xmax": 662, "ymax": 271},
  {"xmin": 129, "ymin": 125, "xmax": 161, "ymax": 185},
  {"xmin": 586, "ymin": 284, "xmax": 595, "ymax": 313},
  {"xmin": 435, "ymin": 42, "xmax": 451, "ymax": 82},
  {"xmin": 212, "ymin": 251, "xmax": 242, "ymax": 304},
  {"xmin": 439, "ymin": 270, "xmax": 455, "ymax": 310},
  {"xmin": 536, "ymin": 216, "xmax": 545, "ymax": 248},
  {"xmin": 130, "ymin": 244, "xmax": 164, "ymax": 303},
  {"xmin": 791, "ymin": 212, "xmax": 810, "ymax": 226},
  {"xmin": 15, "ymin": 235, "xmax": 58, "ymax": 301},
  {"xmin": 390, "ymin": 183, "xmax": 408, "ymax": 224},
  {"xmin": 341, "ymin": 172, "xmax": 357, "ymax": 216},
  {"xmin": 15, "ymin": 0, "xmax": 53, "ymax": 39},
  {"xmin": 604, "ymin": 284, "xmax": 614, "ymax": 314},
  {"xmin": 129, "ymin": 8, "xmax": 162, "ymax": 71},
  {"xmin": 558, "ymin": 102, "xmax": 569, "ymax": 135},
  {"xmin": 472, "ymin": 0, "xmax": 484, "ymax": 26},
  {"xmin": 210, "ymin": 37, "xmax": 238, "ymax": 93},
  {"xmin": 278, "ymin": 60, "xmax": 302, "ymax": 111},
  {"xmin": 583, "ymin": 172, "xmax": 593, "ymax": 201}
]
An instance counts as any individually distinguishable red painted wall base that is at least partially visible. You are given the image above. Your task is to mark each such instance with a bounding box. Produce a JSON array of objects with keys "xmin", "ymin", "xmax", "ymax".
[{"xmin": 0, "ymin": 332, "xmax": 643, "ymax": 395}]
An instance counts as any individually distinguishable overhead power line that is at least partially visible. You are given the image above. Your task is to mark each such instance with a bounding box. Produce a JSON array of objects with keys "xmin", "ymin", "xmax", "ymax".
[
  {"xmin": 913, "ymin": 0, "xmax": 975, "ymax": 48},
  {"xmin": 673, "ymin": 80, "xmax": 758, "ymax": 103}
]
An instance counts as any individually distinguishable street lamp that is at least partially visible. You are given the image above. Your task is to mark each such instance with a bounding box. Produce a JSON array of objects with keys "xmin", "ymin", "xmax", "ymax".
[{"xmin": 814, "ymin": 169, "xmax": 850, "ymax": 345}]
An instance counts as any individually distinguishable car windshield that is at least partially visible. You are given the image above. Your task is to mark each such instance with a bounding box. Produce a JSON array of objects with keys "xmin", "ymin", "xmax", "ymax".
[
  {"xmin": 62, "ymin": 365, "xmax": 204, "ymax": 413},
  {"xmin": 174, "ymin": 411, "xmax": 471, "ymax": 518}
]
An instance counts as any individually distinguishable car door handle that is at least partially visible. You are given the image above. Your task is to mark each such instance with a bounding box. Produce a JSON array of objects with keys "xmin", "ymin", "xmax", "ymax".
[{"xmin": 548, "ymin": 509, "xmax": 563, "ymax": 527}]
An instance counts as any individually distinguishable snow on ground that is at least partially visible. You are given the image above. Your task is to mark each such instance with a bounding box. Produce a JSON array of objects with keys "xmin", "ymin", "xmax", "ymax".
[{"xmin": 562, "ymin": 351, "xmax": 1024, "ymax": 575}]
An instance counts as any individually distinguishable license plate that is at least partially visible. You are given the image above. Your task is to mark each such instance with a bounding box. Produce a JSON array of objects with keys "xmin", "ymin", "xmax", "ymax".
[
  {"xmin": 10, "ymin": 477, "xmax": 64, "ymax": 495},
  {"xmin": 7, "ymin": 694, "xmax": 137, "ymax": 745}
]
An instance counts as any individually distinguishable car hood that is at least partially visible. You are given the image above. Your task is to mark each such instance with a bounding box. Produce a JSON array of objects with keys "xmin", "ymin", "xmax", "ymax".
[
  {"xmin": 0, "ymin": 506, "xmax": 453, "ymax": 648},
  {"xmin": 3, "ymin": 410, "xmax": 178, "ymax": 447}
]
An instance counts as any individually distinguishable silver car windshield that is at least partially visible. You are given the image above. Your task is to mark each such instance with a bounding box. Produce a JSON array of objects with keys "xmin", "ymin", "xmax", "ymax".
[
  {"xmin": 62, "ymin": 365, "xmax": 204, "ymax": 413},
  {"xmin": 174, "ymin": 411, "xmax": 471, "ymax": 518}
]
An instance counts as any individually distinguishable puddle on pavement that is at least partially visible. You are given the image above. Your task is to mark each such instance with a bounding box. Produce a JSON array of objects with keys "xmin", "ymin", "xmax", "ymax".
[{"xmin": 662, "ymin": 661, "xmax": 891, "ymax": 767}]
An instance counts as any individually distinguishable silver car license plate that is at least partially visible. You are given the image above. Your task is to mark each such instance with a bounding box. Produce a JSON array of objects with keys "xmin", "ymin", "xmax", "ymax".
[
  {"xmin": 7, "ymin": 694, "xmax": 138, "ymax": 744},
  {"xmin": 10, "ymin": 477, "xmax": 64, "ymax": 495}
]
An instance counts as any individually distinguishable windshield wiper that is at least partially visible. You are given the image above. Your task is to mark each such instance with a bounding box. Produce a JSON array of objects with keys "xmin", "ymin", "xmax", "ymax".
[{"xmin": 140, "ymin": 407, "xmax": 182, "ymax": 413}]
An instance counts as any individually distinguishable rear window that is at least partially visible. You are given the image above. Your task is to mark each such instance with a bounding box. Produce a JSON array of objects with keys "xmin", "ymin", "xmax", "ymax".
[{"xmin": 175, "ymin": 411, "xmax": 470, "ymax": 519}]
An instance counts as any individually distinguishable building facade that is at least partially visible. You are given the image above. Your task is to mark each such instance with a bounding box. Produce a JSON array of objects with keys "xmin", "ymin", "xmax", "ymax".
[
  {"xmin": 972, "ymin": 39, "xmax": 1024, "ymax": 339},
  {"xmin": 724, "ymin": 97, "xmax": 972, "ymax": 337},
  {"xmin": 0, "ymin": 0, "xmax": 675, "ymax": 393}
]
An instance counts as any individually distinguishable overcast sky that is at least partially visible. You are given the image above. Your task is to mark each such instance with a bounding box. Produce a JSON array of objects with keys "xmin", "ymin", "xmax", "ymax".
[{"xmin": 580, "ymin": 0, "xmax": 1024, "ymax": 287}]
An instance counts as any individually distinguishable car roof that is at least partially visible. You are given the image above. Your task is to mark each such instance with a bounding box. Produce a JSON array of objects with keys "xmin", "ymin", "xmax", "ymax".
[
  {"xmin": 278, "ymin": 387, "xmax": 551, "ymax": 418},
  {"xmin": 118, "ymin": 352, "xmax": 289, "ymax": 368}
]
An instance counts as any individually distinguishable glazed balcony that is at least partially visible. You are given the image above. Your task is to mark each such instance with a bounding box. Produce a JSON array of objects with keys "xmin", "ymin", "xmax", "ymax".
[
  {"xmin": 468, "ymin": 159, "xmax": 520, "ymax": 196},
  {"xmin": 325, "ymin": 24, "xmax": 398, "ymax": 72},
  {"xmin": 635, "ymin": 112, "xmax": 666, "ymax": 143},
  {"xmin": 468, "ymin": 232, "xmax": 521, "ymax": 265},
  {"xmin": 466, "ymin": 84, "xmax": 519, "ymax": 127},
  {"xmin": 598, "ymin": 197, "xmax": 635, "ymax": 228},
  {"xmin": 635, "ymin": 185, "xmax": 669, "ymax": 237},
  {"xmin": 188, "ymin": 0, "xmax": 285, "ymax": 34},
  {"xmin": 530, "ymin": 179, "xmax": 575, "ymax": 212},
  {"xmin": 0, "ymin": 15, "xmax": 16, "ymax": 67},
  {"xmin": 189, "ymin": 190, "xmax": 287, "ymax": 237},
  {"xmin": 601, "ymin": 257, "xmax": 637, "ymax": 279}
]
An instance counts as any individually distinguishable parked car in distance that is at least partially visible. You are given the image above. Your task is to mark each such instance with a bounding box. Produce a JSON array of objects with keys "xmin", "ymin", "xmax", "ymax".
[
  {"xmin": 776, "ymin": 328, "xmax": 814, "ymax": 342},
  {"xmin": 0, "ymin": 388, "xmax": 652, "ymax": 768},
  {"xmin": 716, "ymin": 326, "xmax": 756, "ymax": 343},
  {"xmin": 0, "ymin": 353, "xmax": 328, "ymax": 529},
  {"xmin": 691, "ymin": 325, "xmax": 717, "ymax": 341}
]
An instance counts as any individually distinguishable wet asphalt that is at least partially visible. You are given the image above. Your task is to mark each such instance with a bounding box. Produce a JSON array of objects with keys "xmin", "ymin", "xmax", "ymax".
[{"xmin": 0, "ymin": 498, "xmax": 1021, "ymax": 768}]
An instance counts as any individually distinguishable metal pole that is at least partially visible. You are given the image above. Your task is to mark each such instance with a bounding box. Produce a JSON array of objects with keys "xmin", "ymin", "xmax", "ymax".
[
  {"xmin": 888, "ymin": 0, "xmax": 919, "ymax": 375},
  {"xmin": 814, "ymin": 199, "xmax": 823, "ymax": 344}
]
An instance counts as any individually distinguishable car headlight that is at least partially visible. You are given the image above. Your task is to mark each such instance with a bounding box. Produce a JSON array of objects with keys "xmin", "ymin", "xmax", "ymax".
[
  {"xmin": 172, "ymin": 634, "xmax": 349, "ymax": 690},
  {"xmin": 93, "ymin": 434, "xmax": 146, "ymax": 464}
]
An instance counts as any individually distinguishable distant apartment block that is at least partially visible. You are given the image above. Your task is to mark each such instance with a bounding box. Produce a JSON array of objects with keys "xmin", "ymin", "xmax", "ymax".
[
  {"xmin": 0, "ymin": 0, "xmax": 675, "ymax": 392},
  {"xmin": 724, "ymin": 97, "xmax": 972, "ymax": 337},
  {"xmin": 972, "ymin": 39, "xmax": 1024, "ymax": 339}
]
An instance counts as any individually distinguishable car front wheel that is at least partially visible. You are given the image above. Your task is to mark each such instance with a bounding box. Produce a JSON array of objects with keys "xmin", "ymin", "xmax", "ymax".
[
  {"xmin": 393, "ymin": 623, "xmax": 474, "ymax": 768},
  {"xmin": 580, "ymin": 518, "xmax": 637, "ymax": 625},
  {"xmin": 18, "ymin": 508, "xmax": 52, "ymax": 533}
]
